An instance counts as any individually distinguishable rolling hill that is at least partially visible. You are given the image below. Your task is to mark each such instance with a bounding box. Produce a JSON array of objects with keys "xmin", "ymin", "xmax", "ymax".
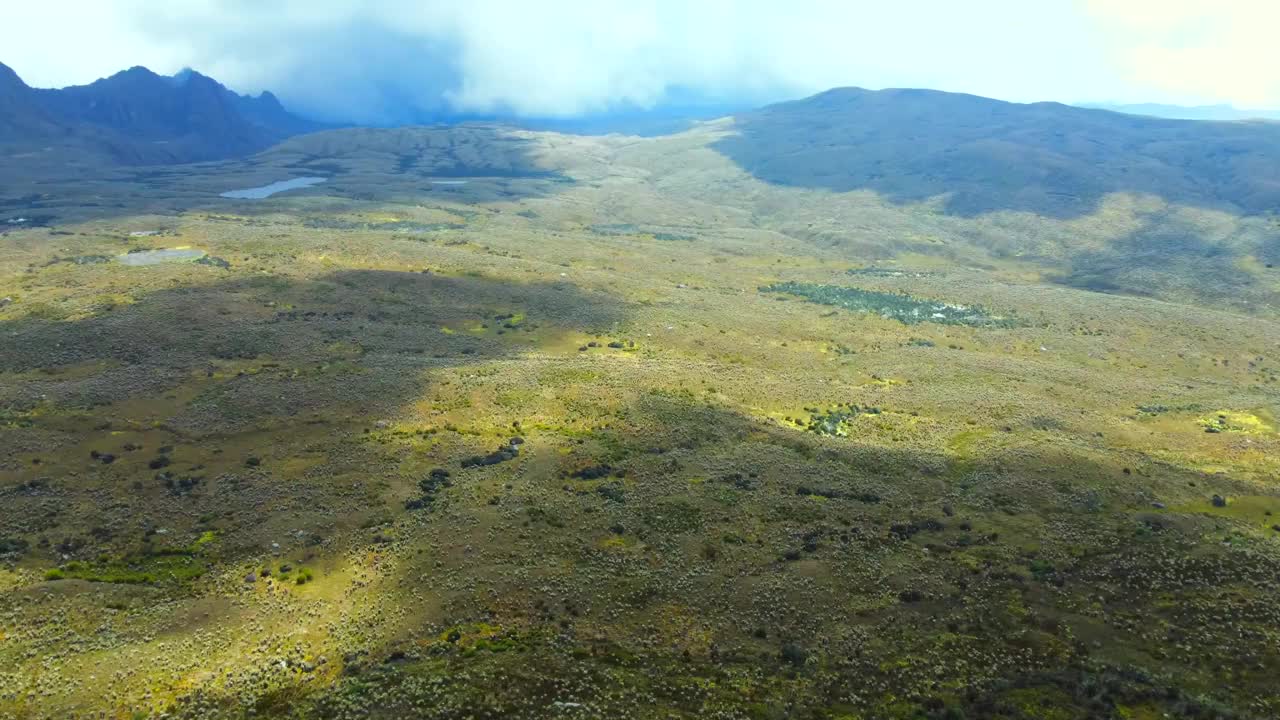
[
  {"xmin": 0, "ymin": 60, "xmax": 68, "ymax": 139},
  {"xmin": 714, "ymin": 87, "xmax": 1280, "ymax": 219}
]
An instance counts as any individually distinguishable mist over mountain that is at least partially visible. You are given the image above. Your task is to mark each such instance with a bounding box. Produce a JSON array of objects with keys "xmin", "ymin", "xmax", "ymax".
[{"xmin": 1080, "ymin": 102, "xmax": 1280, "ymax": 122}]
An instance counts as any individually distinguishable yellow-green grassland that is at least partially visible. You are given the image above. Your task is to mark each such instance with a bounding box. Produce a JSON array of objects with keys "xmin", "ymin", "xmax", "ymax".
[{"xmin": 2, "ymin": 120, "xmax": 1279, "ymax": 719}]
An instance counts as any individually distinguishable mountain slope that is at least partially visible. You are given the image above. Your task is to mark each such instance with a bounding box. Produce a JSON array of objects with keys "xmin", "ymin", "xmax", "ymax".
[
  {"xmin": 0, "ymin": 61, "xmax": 68, "ymax": 140},
  {"xmin": 714, "ymin": 87, "xmax": 1280, "ymax": 218},
  {"xmin": 228, "ymin": 88, "xmax": 325, "ymax": 137},
  {"xmin": 1, "ymin": 62, "xmax": 317, "ymax": 165},
  {"xmin": 33, "ymin": 66, "xmax": 308, "ymax": 163}
]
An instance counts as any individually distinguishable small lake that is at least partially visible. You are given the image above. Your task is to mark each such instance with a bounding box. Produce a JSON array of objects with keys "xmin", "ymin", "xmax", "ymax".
[
  {"xmin": 116, "ymin": 248, "xmax": 207, "ymax": 266},
  {"xmin": 220, "ymin": 177, "xmax": 327, "ymax": 199},
  {"xmin": 431, "ymin": 180, "xmax": 469, "ymax": 186}
]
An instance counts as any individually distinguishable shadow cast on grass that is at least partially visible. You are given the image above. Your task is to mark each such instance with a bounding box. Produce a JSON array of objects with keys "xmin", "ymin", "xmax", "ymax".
[
  {"xmin": 0, "ymin": 268, "xmax": 626, "ymax": 562},
  {"xmin": 205, "ymin": 393, "xmax": 1280, "ymax": 719}
]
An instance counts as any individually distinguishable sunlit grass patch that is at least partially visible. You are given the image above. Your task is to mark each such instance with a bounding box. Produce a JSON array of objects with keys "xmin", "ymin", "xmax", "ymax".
[
  {"xmin": 1197, "ymin": 410, "xmax": 1275, "ymax": 435},
  {"xmin": 45, "ymin": 552, "xmax": 206, "ymax": 585},
  {"xmin": 43, "ymin": 532, "xmax": 217, "ymax": 585},
  {"xmin": 1169, "ymin": 495, "xmax": 1280, "ymax": 527}
]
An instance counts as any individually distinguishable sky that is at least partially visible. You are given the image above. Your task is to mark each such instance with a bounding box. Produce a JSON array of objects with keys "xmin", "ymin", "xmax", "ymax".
[{"xmin": 4, "ymin": 0, "xmax": 1277, "ymax": 123}]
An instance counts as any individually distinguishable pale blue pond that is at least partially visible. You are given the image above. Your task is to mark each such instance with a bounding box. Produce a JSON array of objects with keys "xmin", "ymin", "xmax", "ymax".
[
  {"xmin": 117, "ymin": 248, "xmax": 207, "ymax": 266},
  {"xmin": 220, "ymin": 177, "xmax": 327, "ymax": 199}
]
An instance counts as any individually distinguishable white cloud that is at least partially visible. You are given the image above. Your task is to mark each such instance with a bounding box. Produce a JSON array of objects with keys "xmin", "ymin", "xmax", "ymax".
[
  {"xmin": 4, "ymin": 1, "xmax": 185, "ymax": 87},
  {"xmin": 1084, "ymin": 0, "xmax": 1280, "ymax": 108},
  {"xmin": 6, "ymin": 0, "xmax": 1274, "ymax": 120}
]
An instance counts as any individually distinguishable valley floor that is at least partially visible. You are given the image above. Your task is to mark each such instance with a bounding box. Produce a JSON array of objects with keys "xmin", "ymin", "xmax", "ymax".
[{"xmin": 2, "ymin": 125, "xmax": 1279, "ymax": 719}]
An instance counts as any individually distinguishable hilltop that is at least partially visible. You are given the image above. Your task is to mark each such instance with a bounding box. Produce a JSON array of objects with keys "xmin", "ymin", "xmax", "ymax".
[{"xmin": 715, "ymin": 86, "xmax": 1280, "ymax": 218}]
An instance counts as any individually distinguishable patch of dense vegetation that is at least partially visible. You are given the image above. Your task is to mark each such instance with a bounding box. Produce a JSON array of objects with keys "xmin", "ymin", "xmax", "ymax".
[
  {"xmin": 784, "ymin": 403, "xmax": 882, "ymax": 436},
  {"xmin": 761, "ymin": 281, "xmax": 1017, "ymax": 327},
  {"xmin": 44, "ymin": 531, "xmax": 216, "ymax": 585}
]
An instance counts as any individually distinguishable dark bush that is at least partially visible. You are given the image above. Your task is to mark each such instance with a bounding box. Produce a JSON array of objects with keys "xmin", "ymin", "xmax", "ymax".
[
  {"xmin": 462, "ymin": 447, "xmax": 517, "ymax": 468},
  {"xmin": 0, "ymin": 537, "xmax": 29, "ymax": 555},
  {"xmin": 572, "ymin": 465, "xmax": 613, "ymax": 480},
  {"xmin": 779, "ymin": 643, "xmax": 808, "ymax": 666}
]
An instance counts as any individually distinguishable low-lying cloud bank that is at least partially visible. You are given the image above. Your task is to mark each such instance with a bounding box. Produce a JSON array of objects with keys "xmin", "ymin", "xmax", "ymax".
[{"xmin": 7, "ymin": 1, "xmax": 1278, "ymax": 124}]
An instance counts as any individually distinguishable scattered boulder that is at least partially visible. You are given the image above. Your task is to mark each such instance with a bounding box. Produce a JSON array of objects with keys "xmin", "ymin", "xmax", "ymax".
[{"xmin": 1212, "ymin": 495, "xmax": 1228, "ymax": 508}]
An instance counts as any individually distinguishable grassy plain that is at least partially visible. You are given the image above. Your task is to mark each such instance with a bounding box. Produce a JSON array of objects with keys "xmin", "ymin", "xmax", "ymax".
[{"xmin": 1, "ymin": 122, "xmax": 1279, "ymax": 719}]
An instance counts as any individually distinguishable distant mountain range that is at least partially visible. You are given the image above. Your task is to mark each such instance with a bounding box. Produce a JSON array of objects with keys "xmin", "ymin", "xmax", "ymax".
[
  {"xmin": 6, "ymin": 59, "xmax": 1280, "ymax": 226},
  {"xmin": 1078, "ymin": 102, "xmax": 1280, "ymax": 122},
  {"xmin": 714, "ymin": 87, "xmax": 1280, "ymax": 218},
  {"xmin": 0, "ymin": 61, "xmax": 321, "ymax": 164}
]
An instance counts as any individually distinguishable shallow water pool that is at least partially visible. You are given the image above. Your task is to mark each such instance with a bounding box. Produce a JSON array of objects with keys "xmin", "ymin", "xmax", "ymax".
[
  {"xmin": 116, "ymin": 248, "xmax": 207, "ymax": 266},
  {"xmin": 219, "ymin": 177, "xmax": 327, "ymax": 199}
]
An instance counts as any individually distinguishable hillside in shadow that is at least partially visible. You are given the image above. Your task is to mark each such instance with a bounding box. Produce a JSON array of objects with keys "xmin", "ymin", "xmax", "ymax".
[{"xmin": 146, "ymin": 391, "xmax": 1280, "ymax": 719}]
